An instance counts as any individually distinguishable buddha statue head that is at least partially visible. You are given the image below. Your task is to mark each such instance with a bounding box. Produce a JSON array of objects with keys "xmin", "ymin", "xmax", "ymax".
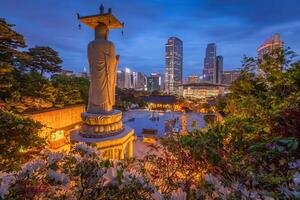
[{"xmin": 95, "ymin": 22, "xmax": 109, "ymax": 40}]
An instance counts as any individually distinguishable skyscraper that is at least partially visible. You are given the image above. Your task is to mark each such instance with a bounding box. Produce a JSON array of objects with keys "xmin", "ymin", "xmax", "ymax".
[
  {"xmin": 132, "ymin": 72, "xmax": 146, "ymax": 91},
  {"xmin": 117, "ymin": 70, "xmax": 124, "ymax": 89},
  {"xmin": 216, "ymin": 56, "xmax": 223, "ymax": 84},
  {"xmin": 165, "ymin": 37, "xmax": 183, "ymax": 94},
  {"xmin": 147, "ymin": 72, "xmax": 163, "ymax": 92},
  {"xmin": 203, "ymin": 43, "xmax": 216, "ymax": 83},
  {"xmin": 202, "ymin": 43, "xmax": 223, "ymax": 84},
  {"xmin": 257, "ymin": 34, "xmax": 284, "ymax": 76}
]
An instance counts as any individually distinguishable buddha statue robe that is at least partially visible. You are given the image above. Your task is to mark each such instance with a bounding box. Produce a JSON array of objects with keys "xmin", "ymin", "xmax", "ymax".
[{"xmin": 87, "ymin": 38, "xmax": 117, "ymax": 114}]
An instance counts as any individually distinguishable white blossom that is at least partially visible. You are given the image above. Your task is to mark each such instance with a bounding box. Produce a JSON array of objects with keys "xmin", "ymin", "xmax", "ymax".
[
  {"xmin": 121, "ymin": 171, "xmax": 132, "ymax": 186},
  {"xmin": 293, "ymin": 172, "xmax": 300, "ymax": 185},
  {"xmin": 263, "ymin": 196, "xmax": 275, "ymax": 200},
  {"xmin": 171, "ymin": 188, "xmax": 186, "ymax": 200},
  {"xmin": 202, "ymin": 174, "xmax": 219, "ymax": 185},
  {"xmin": 75, "ymin": 142, "xmax": 100, "ymax": 157},
  {"xmin": 103, "ymin": 167, "xmax": 118, "ymax": 186},
  {"xmin": 151, "ymin": 190, "xmax": 164, "ymax": 200},
  {"xmin": 288, "ymin": 159, "xmax": 300, "ymax": 169},
  {"xmin": 0, "ymin": 172, "xmax": 16, "ymax": 199},
  {"xmin": 18, "ymin": 159, "xmax": 44, "ymax": 177},
  {"xmin": 48, "ymin": 169, "xmax": 70, "ymax": 184},
  {"xmin": 44, "ymin": 150, "xmax": 66, "ymax": 165},
  {"xmin": 203, "ymin": 174, "xmax": 231, "ymax": 199}
]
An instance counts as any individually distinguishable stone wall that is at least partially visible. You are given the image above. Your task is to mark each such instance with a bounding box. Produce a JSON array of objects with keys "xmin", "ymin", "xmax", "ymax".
[{"xmin": 25, "ymin": 104, "xmax": 85, "ymax": 131}]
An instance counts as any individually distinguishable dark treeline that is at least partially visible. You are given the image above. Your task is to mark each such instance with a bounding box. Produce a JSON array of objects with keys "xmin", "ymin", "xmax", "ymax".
[{"xmin": 0, "ymin": 18, "xmax": 89, "ymax": 113}]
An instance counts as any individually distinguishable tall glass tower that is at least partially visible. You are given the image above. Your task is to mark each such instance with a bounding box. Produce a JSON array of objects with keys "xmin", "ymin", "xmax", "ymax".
[
  {"xmin": 203, "ymin": 43, "xmax": 223, "ymax": 84},
  {"xmin": 165, "ymin": 37, "xmax": 183, "ymax": 94},
  {"xmin": 203, "ymin": 43, "xmax": 217, "ymax": 83}
]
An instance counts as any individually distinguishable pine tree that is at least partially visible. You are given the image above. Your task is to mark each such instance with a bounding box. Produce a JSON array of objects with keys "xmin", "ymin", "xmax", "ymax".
[
  {"xmin": 25, "ymin": 46, "xmax": 62, "ymax": 75},
  {"xmin": 0, "ymin": 18, "xmax": 27, "ymax": 97}
]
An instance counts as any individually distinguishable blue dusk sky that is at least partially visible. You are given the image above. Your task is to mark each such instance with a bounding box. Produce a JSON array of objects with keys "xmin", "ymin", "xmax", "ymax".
[{"xmin": 1, "ymin": 0, "xmax": 300, "ymax": 78}]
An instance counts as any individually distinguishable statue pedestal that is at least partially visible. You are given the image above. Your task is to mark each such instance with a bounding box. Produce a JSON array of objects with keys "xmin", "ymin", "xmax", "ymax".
[
  {"xmin": 70, "ymin": 109, "xmax": 135, "ymax": 160},
  {"xmin": 80, "ymin": 110, "xmax": 123, "ymax": 138}
]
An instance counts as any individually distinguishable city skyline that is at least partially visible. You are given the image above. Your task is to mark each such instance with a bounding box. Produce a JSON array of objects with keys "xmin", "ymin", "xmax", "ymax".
[{"xmin": 1, "ymin": 0, "xmax": 300, "ymax": 77}]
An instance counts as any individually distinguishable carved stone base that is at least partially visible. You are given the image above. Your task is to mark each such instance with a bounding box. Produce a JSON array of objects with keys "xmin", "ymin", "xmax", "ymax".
[
  {"xmin": 70, "ymin": 125, "xmax": 135, "ymax": 160},
  {"xmin": 79, "ymin": 109, "xmax": 123, "ymax": 138}
]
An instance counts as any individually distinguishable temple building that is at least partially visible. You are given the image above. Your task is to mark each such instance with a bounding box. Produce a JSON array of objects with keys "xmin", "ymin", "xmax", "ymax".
[
  {"xmin": 179, "ymin": 82, "xmax": 227, "ymax": 100},
  {"xmin": 141, "ymin": 95, "xmax": 181, "ymax": 111}
]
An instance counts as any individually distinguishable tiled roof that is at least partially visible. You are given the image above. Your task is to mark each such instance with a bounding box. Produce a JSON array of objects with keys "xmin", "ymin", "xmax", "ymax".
[{"xmin": 140, "ymin": 95, "xmax": 177, "ymax": 104}]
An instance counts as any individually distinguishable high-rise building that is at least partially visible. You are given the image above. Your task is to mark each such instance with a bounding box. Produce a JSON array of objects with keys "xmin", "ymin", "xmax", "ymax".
[
  {"xmin": 132, "ymin": 72, "xmax": 146, "ymax": 91},
  {"xmin": 165, "ymin": 37, "xmax": 183, "ymax": 94},
  {"xmin": 216, "ymin": 56, "xmax": 223, "ymax": 84},
  {"xmin": 203, "ymin": 43, "xmax": 216, "ymax": 83},
  {"xmin": 257, "ymin": 34, "xmax": 284, "ymax": 76},
  {"xmin": 116, "ymin": 68, "xmax": 133, "ymax": 89},
  {"xmin": 202, "ymin": 43, "xmax": 223, "ymax": 84},
  {"xmin": 147, "ymin": 72, "xmax": 163, "ymax": 92},
  {"xmin": 117, "ymin": 70, "xmax": 124, "ymax": 89},
  {"xmin": 124, "ymin": 68, "xmax": 133, "ymax": 89},
  {"xmin": 188, "ymin": 75, "xmax": 198, "ymax": 84},
  {"xmin": 222, "ymin": 70, "xmax": 240, "ymax": 85},
  {"xmin": 117, "ymin": 68, "xmax": 146, "ymax": 90}
]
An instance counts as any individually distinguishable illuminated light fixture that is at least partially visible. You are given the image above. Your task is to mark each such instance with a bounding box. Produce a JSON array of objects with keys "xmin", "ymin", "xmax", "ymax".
[
  {"xmin": 75, "ymin": 125, "xmax": 80, "ymax": 129},
  {"xmin": 49, "ymin": 130, "xmax": 66, "ymax": 149}
]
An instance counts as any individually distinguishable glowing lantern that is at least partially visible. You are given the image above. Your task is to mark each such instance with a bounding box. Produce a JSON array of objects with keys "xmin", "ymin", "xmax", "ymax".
[{"xmin": 49, "ymin": 130, "xmax": 66, "ymax": 149}]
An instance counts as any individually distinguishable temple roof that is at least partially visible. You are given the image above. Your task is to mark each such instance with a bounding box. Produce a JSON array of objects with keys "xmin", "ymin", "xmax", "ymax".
[{"xmin": 141, "ymin": 95, "xmax": 177, "ymax": 104}]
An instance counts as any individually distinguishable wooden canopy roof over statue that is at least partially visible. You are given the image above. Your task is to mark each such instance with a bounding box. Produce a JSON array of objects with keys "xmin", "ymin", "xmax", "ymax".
[{"xmin": 77, "ymin": 4, "xmax": 124, "ymax": 30}]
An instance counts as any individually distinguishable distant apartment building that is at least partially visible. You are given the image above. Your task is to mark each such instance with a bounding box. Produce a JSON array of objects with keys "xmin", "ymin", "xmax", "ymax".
[
  {"xmin": 60, "ymin": 70, "xmax": 74, "ymax": 76},
  {"xmin": 124, "ymin": 68, "xmax": 133, "ymax": 89},
  {"xmin": 117, "ymin": 68, "xmax": 146, "ymax": 90},
  {"xmin": 202, "ymin": 43, "xmax": 223, "ymax": 84},
  {"xmin": 222, "ymin": 70, "xmax": 240, "ymax": 85},
  {"xmin": 77, "ymin": 72, "xmax": 88, "ymax": 79},
  {"xmin": 147, "ymin": 72, "xmax": 163, "ymax": 92},
  {"xmin": 117, "ymin": 70, "xmax": 124, "ymax": 89},
  {"xmin": 133, "ymin": 72, "xmax": 146, "ymax": 91},
  {"xmin": 188, "ymin": 75, "xmax": 198, "ymax": 84},
  {"xmin": 116, "ymin": 68, "xmax": 133, "ymax": 89},
  {"xmin": 257, "ymin": 34, "xmax": 284, "ymax": 76},
  {"xmin": 165, "ymin": 37, "xmax": 183, "ymax": 94}
]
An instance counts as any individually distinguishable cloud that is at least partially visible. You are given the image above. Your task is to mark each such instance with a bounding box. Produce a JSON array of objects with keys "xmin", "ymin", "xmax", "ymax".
[{"xmin": 1, "ymin": 0, "xmax": 299, "ymax": 76}]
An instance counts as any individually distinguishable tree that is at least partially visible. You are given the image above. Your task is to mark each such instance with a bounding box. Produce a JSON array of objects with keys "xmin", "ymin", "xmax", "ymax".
[
  {"xmin": 0, "ymin": 109, "xmax": 45, "ymax": 171},
  {"xmin": 25, "ymin": 46, "xmax": 62, "ymax": 75},
  {"xmin": 51, "ymin": 74, "xmax": 85, "ymax": 107},
  {"xmin": 0, "ymin": 18, "xmax": 27, "ymax": 98}
]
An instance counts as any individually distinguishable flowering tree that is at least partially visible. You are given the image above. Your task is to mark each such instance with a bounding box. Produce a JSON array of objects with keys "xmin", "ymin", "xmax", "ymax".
[{"xmin": 0, "ymin": 143, "xmax": 157, "ymax": 199}]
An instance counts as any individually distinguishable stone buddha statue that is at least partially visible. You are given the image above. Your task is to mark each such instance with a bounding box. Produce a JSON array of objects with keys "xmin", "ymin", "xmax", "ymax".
[{"xmin": 87, "ymin": 23, "xmax": 119, "ymax": 114}]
